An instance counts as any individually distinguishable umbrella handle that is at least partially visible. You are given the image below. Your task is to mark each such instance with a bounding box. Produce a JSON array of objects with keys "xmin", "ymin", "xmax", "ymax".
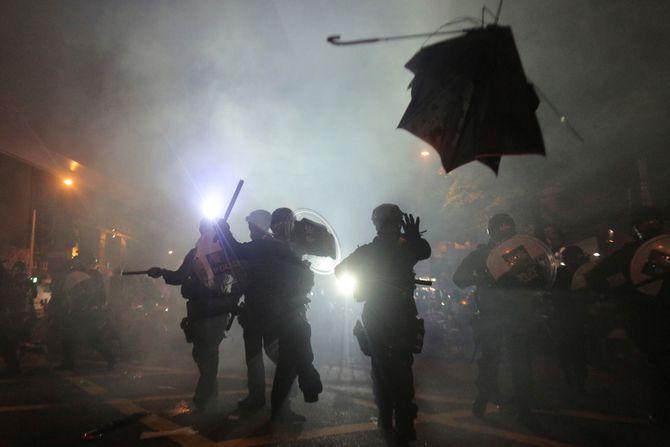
[
  {"xmin": 327, "ymin": 28, "xmax": 470, "ymax": 46},
  {"xmin": 327, "ymin": 35, "xmax": 381, "ymax": 46}
]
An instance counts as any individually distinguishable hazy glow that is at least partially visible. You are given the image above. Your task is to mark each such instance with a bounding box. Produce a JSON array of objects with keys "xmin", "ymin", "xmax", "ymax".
[
  {"xmin": 202, "ymin": 197, "xmax": 222, "ymax": 220},
  {"xmin": 63, "ymin": 178, "xmax": 74, "ymax": 186},
  {"xmin": 337, "ymin": 273, "xmax": 357, "ymax": 296},
  {"xmin": 420, "ymin": 150, "xmax": 430, "ymax": 157},
  {"xmin": 68, "ymin": 160, "xmax": 81, "ymax": 172}
]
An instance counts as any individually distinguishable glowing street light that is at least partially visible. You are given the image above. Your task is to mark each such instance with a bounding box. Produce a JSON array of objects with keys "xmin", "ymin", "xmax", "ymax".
[{"xmin": 63, "ymin": 178, "xmax": 74, "ymax": 186}]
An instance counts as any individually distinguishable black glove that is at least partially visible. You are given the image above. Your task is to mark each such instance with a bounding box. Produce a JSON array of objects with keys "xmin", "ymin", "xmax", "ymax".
[
  {"xmin": 215, "ymin": 219, "xmax": 235, "ymax": 242},
  {"xmin": 401, "ymin": 213, "xmax": 421, "ymax": 240},
  {"xmin": 147, "ymin": 267, "xmax": 163, "ymax": 278}
]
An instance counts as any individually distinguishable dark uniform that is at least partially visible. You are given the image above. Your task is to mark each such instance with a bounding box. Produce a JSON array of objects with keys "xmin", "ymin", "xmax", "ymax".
[
  {"xmin": 337, "ymin": 205, "xmax": 430, "ymax": 442},
  {"xmin": 0, "ymin": 262, "xmax": 36, "ymax": 373},
  {"xmin": 237, "ymin": 210, "xmax": 280, "ymax": 410},
  {"xmin": 453, "ymin": 214, "xmax": 539, "ymax": 428},
  {"xmin": 551, "ymin": 246, "xmax": 590, "ymax": 392},
  {"xmin": 59, "ymin": 256, "xmax": 116, "ymax": 370},
  {"xmin": 228, "ymin": 213, "xmax": 322, "ymax": 421},
  {"xmin": 150, "ymin": 240, "xmax": 239, "ymax": 412},
  {"xmin": 585, "ymin": 208, "xmax": 670, "ymax": 426}
]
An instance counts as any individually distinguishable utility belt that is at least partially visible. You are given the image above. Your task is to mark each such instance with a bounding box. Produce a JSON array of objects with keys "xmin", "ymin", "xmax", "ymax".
[
  {"xmin": 180, "ymin": 298, "xmax": 236, "ymax": 343},
  {"xmin": 353, "ymin": 317, "xmax": 425, "ymax": 356}
]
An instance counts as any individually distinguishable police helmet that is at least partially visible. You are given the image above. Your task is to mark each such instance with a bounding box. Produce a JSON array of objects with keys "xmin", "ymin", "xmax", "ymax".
[
  {"xmin": 561, "ymin": 245, "xmax": 588, "ymax": 270},
  {"xmin": 371, "ymin": 203, "xmax": 403, "ymax": 233},
  {"xmin": 632, "ymin": 206, "xmax": 664, "ymax": 240},
  {"xmin": 487, "ymin": 213, "xmax": 516, "ymax": 241},
  {"xmin": 246, "ymin": 209, "xmax": 272, "ymax": 234},
  {"xmin": 271, "ymin": 207, "xmax": 295, "ymax": 240}
]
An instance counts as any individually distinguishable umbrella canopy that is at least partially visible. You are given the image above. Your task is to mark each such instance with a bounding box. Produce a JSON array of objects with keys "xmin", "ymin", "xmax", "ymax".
[{"xmin": 398, "ymin": 25, "xmax": 545, "ymax": 174}]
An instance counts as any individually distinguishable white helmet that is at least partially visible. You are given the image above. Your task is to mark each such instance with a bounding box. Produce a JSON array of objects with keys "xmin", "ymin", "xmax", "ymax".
[{"xmin": 246, "ymin": 209, "xmax": 272, "ymax": 234}]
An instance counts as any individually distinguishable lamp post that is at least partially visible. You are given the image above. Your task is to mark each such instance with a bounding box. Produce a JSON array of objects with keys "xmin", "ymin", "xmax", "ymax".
[
  {"xmin": 28, "ymin": 208, "xmax": 37, "ymax": 276},
  {"xmin": 27, "ymin": 176, "xmax": 75, "ymax": 274}
]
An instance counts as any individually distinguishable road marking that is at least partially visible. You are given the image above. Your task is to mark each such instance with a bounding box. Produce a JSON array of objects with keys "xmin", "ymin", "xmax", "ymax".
[
  {"xmin": 105, "ymin": 389, "xmax": 246, "ymax": 405},
  {"xmin": 106, "ymin": 398, "xmax": 216, "ymax": 447},
  {"xmin": 536, "ymin": 408, "xmax": 647, "ymax": 425},
  {"xmin": 213, "ymin": 421, "xmax": 379, "ymax": 447},
  {"xmin": 83, "ymin": 369, "xmax": 247, "ymax": 381},
  {"xmin": 44, "ymin": 369, "xmax": 641, "ymax": 447},
  {"xmin": 414, "ymin": 392, "xmax": 471, "ymax": 405},
  {"xmin": 61, "ymin": 374, "xmax": 107, "ymax": 395},
  {"xmin": 328, "ymin": 389, "xmax": 578, "ymax": 447},
  {"xmin": 422, "ymin": 410, "xmax": 578, "ymax": 447},
  {"xmin": 0, "ymin": 403, "xmax": 66, "ymax": 413},
  {"xmin": 61, "ymin": 373, "xmax": 217, "ymax": 447},
  {"xmin": 326, "ymin": 384, "xmax": 470, "ymax": 405}
]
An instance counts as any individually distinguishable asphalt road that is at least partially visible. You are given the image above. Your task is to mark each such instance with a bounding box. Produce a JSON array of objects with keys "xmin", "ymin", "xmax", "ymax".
[{"xmin": 2, "ymin": 341, "xmax": 669, "ymax": 447}]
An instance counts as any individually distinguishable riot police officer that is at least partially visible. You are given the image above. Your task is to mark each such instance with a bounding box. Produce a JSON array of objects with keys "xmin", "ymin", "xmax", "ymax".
[
  {"xmin": 552, "ymin": 245, "xmax": 590, "ymax": 393},
  {"xmin": 336, "ymin": 204, "xmax": 431, "ymax": 443},
  {"xmin": 453, "ymin": 214, "xmax": 540, "ymax": 429},
  {"xmin": 227, "ymin": 207, "xmax": 322, "ymax": 422},
  {"xmin": 586, "ymin": 207, "xmax": 670, "ymax": 427},
  {"xmin": 237, "ymin": 209, "xmax": 280, "ymax": 410},
  {"xmin": 58, "ymin": 252, "xmax": 116, "ymax": 371},
  {"xmin": 0, "ymin": 261, "xmax": 36, "ymax": 374},
  {"xmin": 148, "ymin": 219, "xmax": 240, "ymax": 412}
]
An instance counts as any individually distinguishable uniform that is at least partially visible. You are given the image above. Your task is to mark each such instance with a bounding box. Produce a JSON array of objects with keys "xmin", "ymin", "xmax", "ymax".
[
  {"xmin": 337, "ymin": 205, "xmax": 430, "ymax": 442},
  {"xmin": 60, "ymin": 263, "xmax": 115, "ymax": 370},
  {"xmin": 453, "ymin": 214, "xmax": 541, "ymax": 428},
  {"xmin": 231, "ymin": 234, "xmax": 321, "ymax": 420},
  {"xmin": 156, "ymin": 247, "xmax": 239, "ymax": 411}
]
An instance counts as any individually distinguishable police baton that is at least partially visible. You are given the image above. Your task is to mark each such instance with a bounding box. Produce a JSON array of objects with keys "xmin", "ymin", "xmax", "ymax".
[
  {"xmin": 414, "ymin": 278, "xmax": 433, "ymax": 286},
  {"xmin": 121, "ymin": 270, "xmax": 150, "ymax": 276},
  {"xmin": 222, "ymin": 179, "xmax": 244, "ymax": 223},
  {"xmin": 213, "ymin": 179, "xmax": 244, "ymax": 243}
]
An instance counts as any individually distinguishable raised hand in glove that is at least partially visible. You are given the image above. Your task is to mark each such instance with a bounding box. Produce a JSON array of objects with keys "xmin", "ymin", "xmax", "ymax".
[
  {"xmin": 147, "ymin": 267, "xmax": 163, "ymax": 278},
  {"xmin": 214, "ymin": 219, "xmax": 235, "ymax": 242},
  {"xmin": 401, "ymin": 213, "xmax": 421, "ymax": 240}
]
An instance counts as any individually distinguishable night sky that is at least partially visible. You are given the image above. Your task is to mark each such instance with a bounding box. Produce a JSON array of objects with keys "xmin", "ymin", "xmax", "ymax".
[{"xmin": 1, "ymin": 0, "xmax": 668, "ymax": 249}]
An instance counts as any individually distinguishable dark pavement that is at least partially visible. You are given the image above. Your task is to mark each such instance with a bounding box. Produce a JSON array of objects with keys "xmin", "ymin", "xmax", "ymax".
[{"xmin": 2, "ymin": 335, "xmax": 669, "ymax": 447}]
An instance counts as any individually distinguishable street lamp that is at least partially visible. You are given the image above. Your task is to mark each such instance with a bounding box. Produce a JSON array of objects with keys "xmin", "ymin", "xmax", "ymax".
[{"xmin": 63, "ymin": 178, "xmax": 74, "ymax": 186}]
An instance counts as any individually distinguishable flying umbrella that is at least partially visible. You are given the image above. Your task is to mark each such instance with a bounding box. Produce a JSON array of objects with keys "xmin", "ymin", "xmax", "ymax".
[{"xmin": 397, "ymin": 25, "xmax": 545, "ymax": 174}]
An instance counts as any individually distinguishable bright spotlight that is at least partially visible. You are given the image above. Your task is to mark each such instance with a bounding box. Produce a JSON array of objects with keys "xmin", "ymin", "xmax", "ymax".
[
  {"xmin": 202, "ymin": 197, "xmax": 222, "ymax": 220},
  {"xmin": 420, "ymin": 150, "xmax": 430, "ymax": 157},
  {"xmin": 337, "ymin": 273, "xmax": 357, "ymax": 296},
  {"xmin": 63, "ymin": 178, "xmax": 74, "ymax": 186},
  {"xmin": 593, "ymin": 252, "xmax": 601, "ymax": 257}
]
